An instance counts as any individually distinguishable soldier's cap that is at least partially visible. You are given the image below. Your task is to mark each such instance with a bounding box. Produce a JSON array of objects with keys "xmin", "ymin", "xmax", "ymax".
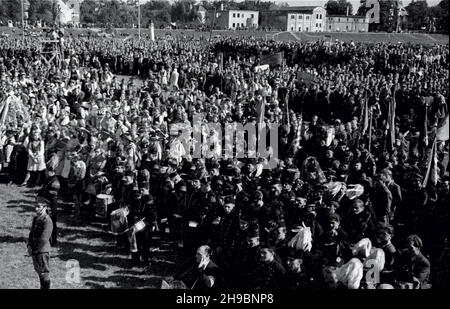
[{"xmin": 36, "ymin": 196, "xmax": 50, "ymax": 206}]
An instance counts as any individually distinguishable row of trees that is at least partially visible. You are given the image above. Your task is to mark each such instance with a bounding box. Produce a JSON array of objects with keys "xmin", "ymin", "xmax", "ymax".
[
  {"xmin": 0, "ymin": 0, "xmax": 61, "ymax": 26},
  {"xmin": 80, "ymin": 0, "xmax": 288, "ymax": 28},
  {"xmin": 0, "ymin": 0, "xmax": 448, "ymax": 33},
  {"xmin": 405, "ymin": 0, "xmax": 448, "ymax": 32},
  {"xmin": 325, "ymin": 0, "xmax": 448, "ymax": 33}
]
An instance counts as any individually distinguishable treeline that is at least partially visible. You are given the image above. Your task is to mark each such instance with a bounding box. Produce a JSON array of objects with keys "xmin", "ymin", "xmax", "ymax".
[
  {"xmin": 0, "ymin": 0, "xmax": 284, "ymax": 28},
  {"xmin": 0, "ymin": 0, "xmax": 62, "ymax": 26}
]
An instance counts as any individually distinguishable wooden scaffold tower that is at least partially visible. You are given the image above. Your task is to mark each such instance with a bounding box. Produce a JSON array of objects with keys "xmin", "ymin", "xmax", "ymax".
[{"xmin": 39, "ymin": 39, "xmax": 62, "ymax": 69}]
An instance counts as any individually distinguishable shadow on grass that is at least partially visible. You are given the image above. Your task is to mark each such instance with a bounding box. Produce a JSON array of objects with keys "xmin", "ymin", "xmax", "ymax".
[
  {"xmin": 83, "ymin": 275, "xmax": 162, "ymax": 289},
  {"xmin": 6, "ymin": 200, "xmax": 36, "ymax": 212},
  {"xmin": 0, "ymin": 235, "xmax": 28, "ymax": 243}
]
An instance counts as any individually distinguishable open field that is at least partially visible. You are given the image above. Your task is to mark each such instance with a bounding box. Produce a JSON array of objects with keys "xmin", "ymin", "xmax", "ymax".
[
  {"xmin": 0, "ymin": 183, "xmax": 181, "ymax": 289},
  {"xmin": 1, "ymin": 26, "xmax": 448, "ymax": 45}
]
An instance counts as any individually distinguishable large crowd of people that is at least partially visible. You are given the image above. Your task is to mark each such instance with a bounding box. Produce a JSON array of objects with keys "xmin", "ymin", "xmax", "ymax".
[{"xmin": 0, "ymin": 32, "xmax": 448, "ymax": 289}]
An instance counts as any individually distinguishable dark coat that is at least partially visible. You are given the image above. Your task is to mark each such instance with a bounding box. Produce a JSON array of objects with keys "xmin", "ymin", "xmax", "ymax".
[
  {"xmin": 255, "ymin": 259, "xmax": 286, "ymax": 289},
  {"xmin": 395, "ymin": 251, "xmax": 431, "ymax": 287},
  {"xmin": 28, "ymin": 213, "xmax": 53, "ymax": 254},
  {"xmin": 192, "ymin": 260, "xmax": 221, "ymax": 289}
]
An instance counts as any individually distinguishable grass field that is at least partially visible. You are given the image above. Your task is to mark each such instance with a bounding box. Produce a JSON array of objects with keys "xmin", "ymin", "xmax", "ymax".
[
  {"xmin": 1, "ymin": 26, "xmax": 448, "ymax": 45},
  {"xmin": 0, "ymin": 183, "xmax": 181, "ymax": 289}
]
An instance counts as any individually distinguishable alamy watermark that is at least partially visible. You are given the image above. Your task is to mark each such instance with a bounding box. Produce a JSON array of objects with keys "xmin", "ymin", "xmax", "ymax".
[
  {"xmin": 168, "ymin": 113, "xmax": 279, "ymax": 169},
  {"xmin": 65, "ymin": 259, "xmax": 80, "ymax": 284}
]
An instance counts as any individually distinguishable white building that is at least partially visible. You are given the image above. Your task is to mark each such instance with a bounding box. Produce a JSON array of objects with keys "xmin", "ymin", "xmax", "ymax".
[
  {"xmin": 326, "ymin": 15, "xmax": 370, "ymax": 32},
  {"xmin": 197, "ymin": 5, "xmax": 207, "ymax": 24},
  {"xmin": 284, "ymin": 6, "xmax": 326, "ymax": 32},
  {"xmin": 215, "ymin": 10, "xmax": 259, "ymax": 30},
  {"xmin": 56, "ymin": 0, "xmax": 82, "ymax": 26}
]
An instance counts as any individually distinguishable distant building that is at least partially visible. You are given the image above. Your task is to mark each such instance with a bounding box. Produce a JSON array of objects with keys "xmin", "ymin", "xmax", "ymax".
[
  {"xmin": 197, "ymin": 5, "xmax": 207, "ymax": 24},
  {"xmin": 212, "ymin": 10, "xmax": 259, "ymax": 30},
  {"xmin": 56, "ymin": 0, "xmax": 82, "ymax": 26},
  {"xmin": 260, "ymin": 6, "xmax": 326, "ymax": 32},
  {"xmin": 326, "ymin": 15, "xmax": 370, "ymax": 32}
]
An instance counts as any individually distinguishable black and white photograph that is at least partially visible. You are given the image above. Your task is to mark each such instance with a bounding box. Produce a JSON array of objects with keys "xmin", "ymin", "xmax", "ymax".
[{"xmin": 0, "ymin": 0, "xmax": 448, "ymax": 293}]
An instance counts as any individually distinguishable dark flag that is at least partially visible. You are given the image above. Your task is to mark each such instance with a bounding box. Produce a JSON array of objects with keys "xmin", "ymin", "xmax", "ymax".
[
  {"xmin": 360, "ymin": 95, "xmax": 369, "ymax": 135},
  {"xmin": 386, "ymin": 89, "xmax": 397, "ymax": 150},
  {"xmin": 260, "ymin": 52, "xmax": 283, "ymax": 66},
  {"xmin": 422, "ymin": 137, "xmax": 438, "ymax": 188}
]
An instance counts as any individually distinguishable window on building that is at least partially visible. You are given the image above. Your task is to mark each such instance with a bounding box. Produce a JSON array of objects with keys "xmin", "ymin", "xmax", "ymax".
[
  {"xmin": 242, "ymin": 23, "xmax": 244, "ymax": 27},
  {"xmin": 233, "ymin": 23, "xmax": 235, "ymax": 28},
  {"xmin": 316, "ymin": 23, "xmax": 318, "ymax": 27},
  {"xmin": 316, "ymin": 14, "xmax": 319, "ymax": 19},
  {"xmin": 233, "ymin": 13, "xmax": 236, "ymax": 18},
  {"xmin": 237, "ymin": 13, "xmax": 240, "ymax": 18},
  {"xmin": 291, "ymin": 15, "xmax": 295, "ymax": 19},
  {"xmin": 338, "ymin": 18, "xmax": 340, "ymax": 22},
  {"xmin": 329, "ymin": 25, "xmax": 332, "ymax": 29},
  {"xmin": 306, "ymin": 16, "xmax": 309, "ymax": 20},
  {"xmin": 291, "ymin": 27, "xmax": 294, "ymax": 30},
  {"xmin": 242, "ymin": 14, "xmax": 245, "ymax": 18},
  {"xmin": 346, "ymin": 25, "xmax": 349, "ymax": 30},
  {"xmin": 320, "ymin": 14, "xmax": 322, "ymax": 19},
  {"xmin": 347, "ymin": 18, "xmax": 349, "ymax": 22},
  {"xmin": 319, "ymin": 23, "xmax": 321, "ymax": 28},
  {"xmin": 299, "ymin": 15, "xmax": 302, "ymax": 19},
  {"xmin": 251, "ymin": 14, "xmax": 254, "ymax": 18},
  {"xmin": 298, "ymin": 27, "xmax": 301, "ymax": 31},
  {"xmin": 306, "ymin": 27, "xmax": 309, "ymax": 31}
]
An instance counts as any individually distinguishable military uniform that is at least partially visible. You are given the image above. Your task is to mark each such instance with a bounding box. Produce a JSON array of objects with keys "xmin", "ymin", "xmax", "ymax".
[
  {"xmin": 28, "ymin": 211, "xmax": 53, "ymax": 289},
  {"xmin": 37, "ymin": 174, "xmax": 60, "ymax": 245}
]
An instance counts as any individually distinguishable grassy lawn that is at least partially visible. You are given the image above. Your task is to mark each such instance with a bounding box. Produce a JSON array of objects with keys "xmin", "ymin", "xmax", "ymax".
[
  {"xmin": 1, "ymin": 26, "xmax": 448, "ymax": 45},
  {"xmin": 0, "ymin": 183, "xmax": 181, "ymax": 289}
]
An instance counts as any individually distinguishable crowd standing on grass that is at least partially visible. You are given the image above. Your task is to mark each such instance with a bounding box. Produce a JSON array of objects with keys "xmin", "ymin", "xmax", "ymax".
[{"xmin": 0, "ymin": 30, "xmax": 449, "ymax": 289}]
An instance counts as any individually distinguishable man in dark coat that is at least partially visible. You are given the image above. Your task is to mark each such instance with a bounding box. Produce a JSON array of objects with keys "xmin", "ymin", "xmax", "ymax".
[
  {"xmin": 342, "ymin": 199, "xmax": 373, "ymax": 243},
  {"xmin": 370, "ymin": 176, "xmax": 393, "ymax": 224},
  {"xmin": 394, "ymin": 235, "xmax": 431, "ymax": 289},
  {"xmin": 285, "ymin": 249, "xmax": 315, "ymax": 289},
  {"xmin": 37, "ymin": 167, "xmax": 60, "ymax": 246},
  {"xmin": 253, "ymin": 247, "xmax": 286, "ymax": 289},
  {"xmin": 179, "ymin": 245, "xmax": 221, "ymax": 289},
  {"xmin": 27, "ymin": 197, "xmax": 53, "ymax": 289},
  {"xmin": 380, "ymin": 168, "xmax": 402, "ymax": 222}
]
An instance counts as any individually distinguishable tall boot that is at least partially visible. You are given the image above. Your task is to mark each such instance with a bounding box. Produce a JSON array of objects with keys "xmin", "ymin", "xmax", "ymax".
[
  {"xmin": 131, "ymin": 252, "xmax": 141, "ymax": 267},
  {"xmin": 39, "ymin": 276, "xmax": 51, "ymax": 289}
]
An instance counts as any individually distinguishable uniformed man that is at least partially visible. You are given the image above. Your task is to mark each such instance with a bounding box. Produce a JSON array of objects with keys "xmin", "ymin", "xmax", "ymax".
[
  {"xmin": 27, "ymin": 197, "xmax": 53, "ymax": 289},
  {"xmin": 37, "ymin": 167, "xmax": 60, "ymax": 246}
]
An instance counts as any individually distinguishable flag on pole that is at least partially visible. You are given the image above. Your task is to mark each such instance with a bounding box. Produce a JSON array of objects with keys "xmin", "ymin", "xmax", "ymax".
[
  {"xmin": 284, "ymin": 90, "xmax": 290, "ymax": 126},
  {"xmin": 437, "ymin": 114, "xmax": 449, "ymax": 142},
  {"xmin": 360, "ymin": 96, "xmax": 369, "ymax": 135},
  {"xmin": 260, "ymin": 52, "xmax": 283, "ymax": 66},
  {"xmin": 423, "ymin": 103, "xmax": 429, "ymax": 147},
  {"xmin": 386, "ymin": 90, "xmax": 396, "ymax": 150},
  {"xmin": 255, "ymin": 98, "xmax": 265, "ymax": 124},
  {"xmin": 422, "ymin": 138, "xmax": 438, "ymax": 188},
  {"xmin": 0, "ymin": 96, "xmax": 12, "ymax": 128}
]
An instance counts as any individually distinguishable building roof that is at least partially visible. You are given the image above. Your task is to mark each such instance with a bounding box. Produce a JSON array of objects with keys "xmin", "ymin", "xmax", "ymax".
[
  {"xmin": 327, "ymin": 15, "xmax": 368, "ymax": 18},
  {"xmin": 273, "ymin": 6, "xmax": 322, "ymax": 13}
]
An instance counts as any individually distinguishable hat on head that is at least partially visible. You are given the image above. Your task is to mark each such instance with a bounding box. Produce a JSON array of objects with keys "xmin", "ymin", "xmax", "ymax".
[
  {"xmin": 327, "ymin": 213, "xmax": 341, "ymax": 223},
  {"xmin": 36, "ymin": 196, "xmax": 50, "ymax": 206},
  {"xmin": 224, "ymin": 195, "xmax": 235, "ymax": 206}
]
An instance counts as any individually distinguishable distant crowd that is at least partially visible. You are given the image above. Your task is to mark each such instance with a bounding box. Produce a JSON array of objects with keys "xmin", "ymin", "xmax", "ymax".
[{"xmin": 0, "ymin": 32, "xmax": 448, "ymax": 289}]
